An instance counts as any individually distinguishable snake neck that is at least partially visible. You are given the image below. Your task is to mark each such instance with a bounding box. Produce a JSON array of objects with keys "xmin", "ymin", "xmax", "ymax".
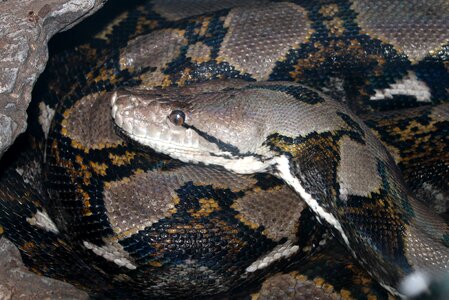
[
  {"xmin": 267, "ymin": 131, "xmax": 449, "ymax": 294},
  {"xmin": 265, "ymin": 133, "xmax": 418, "ymax": 294}
]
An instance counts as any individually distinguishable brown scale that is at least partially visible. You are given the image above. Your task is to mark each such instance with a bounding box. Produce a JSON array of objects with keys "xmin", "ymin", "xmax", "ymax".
[
  {"xmin": 43, "ymin": 81, "xmax": 329, "ymax": 298},
  {"xmin": 1, "ymin": 0, "xmax": 449, "ymax": 299},
  {"xmin": 362, "ymin": 104, "xmax": 449, "ymax": 215}
]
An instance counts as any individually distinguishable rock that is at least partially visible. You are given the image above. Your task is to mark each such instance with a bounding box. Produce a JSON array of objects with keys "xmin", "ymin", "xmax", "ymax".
[
  {"xmin": 0, "ymin": 0, "xmax": 106, "ymax": 157},
  {"xmin": 0, "ymin": 237, "xmax": 89, "ymax": 299}
]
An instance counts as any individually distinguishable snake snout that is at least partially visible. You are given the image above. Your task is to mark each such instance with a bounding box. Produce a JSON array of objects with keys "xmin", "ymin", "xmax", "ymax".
[{"xmin": 110, "ymin": 89, "xmax": 145, "ymax": 112}]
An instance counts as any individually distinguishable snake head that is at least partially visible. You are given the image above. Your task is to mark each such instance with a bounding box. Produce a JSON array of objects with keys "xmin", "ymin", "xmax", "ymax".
[{"xmin": 110, "ymin": 82, "xmax": 272, "ymax": 173}]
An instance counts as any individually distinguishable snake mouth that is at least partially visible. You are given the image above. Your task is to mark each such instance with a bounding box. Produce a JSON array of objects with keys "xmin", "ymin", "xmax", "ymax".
[
  {"xmin": 110, "ymin": 89, "xmax": 271, "ymax": 173},
  {"xmin": 110, "ymin": 90, "xmax": 226, "ymax": 164}
]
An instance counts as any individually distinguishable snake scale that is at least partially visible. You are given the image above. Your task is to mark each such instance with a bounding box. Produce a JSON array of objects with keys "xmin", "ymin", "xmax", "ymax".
[{"xmin": 0, "ymin": 0, "xmax": 448, "ymax": 299}]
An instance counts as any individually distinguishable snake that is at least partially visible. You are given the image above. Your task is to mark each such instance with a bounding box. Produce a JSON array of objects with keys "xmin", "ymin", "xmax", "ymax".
[
  {"xmin": 111, "ymin": 80, "xmax": 449, "ymax": 296},
  {"xmin": 1, "ymin": 0, "xmax": 449, "ymax": 299}
]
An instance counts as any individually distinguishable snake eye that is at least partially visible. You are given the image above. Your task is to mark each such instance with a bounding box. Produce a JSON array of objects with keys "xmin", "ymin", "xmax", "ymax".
[{"xmin": 169, "ymin": 110, "xmax": 186, "ymax": 126}]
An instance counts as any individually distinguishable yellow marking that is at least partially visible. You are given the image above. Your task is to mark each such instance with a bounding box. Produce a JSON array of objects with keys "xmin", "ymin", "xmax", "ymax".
[
  {"xmin": 58, "ymin": 155, "xmax": 94, "ymax": 187},
  {"xmin": 290, "ymin": 38, "xmax": 377, "ymax": 80},
  {"xmin": 215, "ymin": 55, "xmax": 225, "ymax": 64},
  {"xmin": 94, "ymin": 143, "xmax": 108, "ymax": 150},
  {"xmin": 118, "ymin": 54, "xmax": 129, "ymax": 70},
  {"xmin": 81, "ymin": 190, "xmax": 91, "ymax": 209},
  {"xmin": 104, "ymin": 181, "xmax": 111, "ymax": 189},
  {"xmin": 134, "ymin": 168, "xmax": 145, "ymax": 175},
  {"xmin": 392, "ymin": 119, "xmax": 439, "ymax": 151},
  {"xmin": 199, "ymin": 17, "xmax": 211, "ymax": 36},
  {"xmin": 62, "ymin": 110, "xmax": 71, "ymax": 118},
  {"xmin": 250, "ymin": 292, "xmax": 260, "ymax": 300},
  {"xmin": 21, "ymin": 241, "xmax": 36, "ymax": 252},
  {"xmin": 172, "ymin": 195, "xmax": 180, "ymax": 205},
  {"xmin": 95, "ymin": 11, "xmax": 129, "ymax": 40},
  {"xmin": 295, "ymin": 274, "xmax": 308, "ymax": 282},
  {"xmin": 360, "ymin": 275, "xmax": 372, "ymax": 286},
  {"xmin": 57, "ymin": 239, "xmax": 68, "ymax": 247},
  {"xmin": 267, "ymin": 135, "xmax": 306, "ymax": 157},
  {"xmin": 319, "ymin": 4, "xmax": 339, "ymax": 17},
  {"xmin": 189, "ymin": 198, "xmax": 220, "ymax": 218},
  {"xmin": 176, "ymin": 67, "xmax": 192, "ymax": 86},
  {"xmin": 175, "ymin": 29, "xmax": 187, "ymax": 39},
  {"xmin": 252, "ymin": 186, "xmax": 262, "ymax": 193},
  {"xmin": 135, "ymin": 17, "xmax": 158, "ymax": 35},
  {"xmin": 86, "ymin": 70, "xmax": 96, "ymax": 81},
  {"xmin": 30, "ymin": 267, "xmax": 43, "ymax": 276},
  {"xmin": 109, "ymin": 151, "xmax": 136, "ymax": 166},
  {"xmin": 168, "ymin": 208, "xmax": 178, "ymax": 215},
  {"xmin": 165, "ymin": 204, "xmax": 178, "ymax": 217},
  {"xmin": 370, "ymin": 115, "xmax": 446, "ymax": 166},
  {"xmin": 313, "ymin": 277, "xmax": 325, "ymax": 287},
  {"xmin": 83, "ymin": 209, "xmax": 93, "ymax": 217},
  {"xmin": 110, "ymin": 227, "xmax": 142, "ymax": 240},
  {"xmin": 362, "ymin": 287, "xmax": 370, "ymax": 294},
  {"xmin": 164, "ymin": 223, "xmax": 202, "ymax": 235},
  {"xmin": 367, "ymin": 294, "xmax": 377, "ymax": 300},
  {"xmin": 140, "ymin": 70, "xmax": 168, "ymax": 87},
  {"xmin": 100, "ymin": 68, "xmax": 114, "ymax": 82},
  {"xmin": 167, "ymin": 199, "xmax": 178, "ymax": 214},
  {"xmin": 161, "ymin": 75, "xmax": 173, "ymax": 88},
  {"xmin": 70, "ymin": 139, "xmax": 90, "ymax": 153},
  {"xmin": 340, "ymin": 289, "xmax": 352, "ymax": 300},
  {"xmin": 322, "ymin": 283, "xmax": 335, "ymax": 293},
  {"xmin": 261, "ymin": 184, "xmax": 283, "ymax": 193},
  {"xmin": 148, "ymin": 261, "xmax": 162, "ymax": 267},
  {"xmin": 75, "ymin": 187, "xmax": 93, "ymax": 217},
  {"xmin": 211, "ymin": 218, "xmax": 245, "ymax": 252},
  {"xmin": 75, "ymin": 155, "xmax": 83, "ymax": 165},
  {"xmin": 104, "ymin": 174, "xmax": 137, "ymax": 190},
  {"xmin": 89, "ymin": 161, "xmax": 108, "ymax": 176},
  {"xmin": 84, "ymin": 171, "xmax": 92, "ymax": 185},
  {"xmin": 0, "ymin": 226, "xmax": 4, "ymax": 235},
  {"xmin": 186, "ymin": 41, "xmax": 212, "ymax": 64},
  {"xmin": 80, "ymin": 189, "xmax": 90, "ymax": 201},
  {"xmin": 149, "ymin": 19, "xmax": 158, "ymax": 29},
  {"xmin": 233, "ymin": 213, "xmax": 260, "ymax": 230},
  {"xmin": 324, "ymin": 18, "xmax": 345, "ymax": 36}
]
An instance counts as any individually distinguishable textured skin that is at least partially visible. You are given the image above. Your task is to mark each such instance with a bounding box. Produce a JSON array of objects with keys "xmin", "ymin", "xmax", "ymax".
[
  {"xmin": 363, "ymin": 104, "xmax": 449, "ymax": 215},
  {"xmin": 113, "ymin": 81, "xmax": 449, "ymax": 294},
  {"xmin": 0, "ymin": 0, "xmax": 449, "ymax": 299}
]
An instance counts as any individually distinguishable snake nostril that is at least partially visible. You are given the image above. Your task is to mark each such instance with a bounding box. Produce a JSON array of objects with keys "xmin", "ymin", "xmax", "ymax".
[{"xmin": 130, "ymin": 95, "xmax": 139, "ymax": 106}]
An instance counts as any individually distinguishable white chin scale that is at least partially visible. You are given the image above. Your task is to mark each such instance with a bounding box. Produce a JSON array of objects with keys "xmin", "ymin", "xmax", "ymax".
[
  {"xmin": 222, "ymin": 156, "xmax": 270, "ymax": 174},
  {"xmin": 111, "ymin": 90, "xmax": 271, "ymax": 173}
]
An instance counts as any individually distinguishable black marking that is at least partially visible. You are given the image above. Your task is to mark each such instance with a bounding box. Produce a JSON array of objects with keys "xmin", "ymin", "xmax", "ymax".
[
  {"xmin": 342, "ymin": 169, "xmax": 412, "ymax": 275},
  {"xmin": 8, "ymin": 0, "xmax": 449, "ymax": 298},
  {"xmin": 337, "ymin": 112, "xmax": 365, "ymax": 138},
  {"xmin": 183, "ymin": 123, "xmax": 251, "ymax": 159},
  {"xmin": 115, "ymin": 181, "xmax": 294, "ymax": 298},
  {"xmin": 443, "ymin": 234, "xmax": 449, "ymax": 248}
]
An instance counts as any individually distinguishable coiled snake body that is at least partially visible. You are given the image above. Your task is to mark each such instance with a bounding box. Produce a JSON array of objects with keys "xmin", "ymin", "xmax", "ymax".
[
  {"xmin": 1, "ymin": 0, "xmax": 449, "ymax": 299},
  {"xmin": 112, "ymin": 80, "xmax": 449, "ymax": 296}
]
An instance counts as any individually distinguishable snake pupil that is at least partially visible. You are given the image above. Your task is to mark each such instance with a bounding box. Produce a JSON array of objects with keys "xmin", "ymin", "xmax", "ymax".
[{"xmin": 169, "ymin": 110, "xmax": 186, "ymax": 126}]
